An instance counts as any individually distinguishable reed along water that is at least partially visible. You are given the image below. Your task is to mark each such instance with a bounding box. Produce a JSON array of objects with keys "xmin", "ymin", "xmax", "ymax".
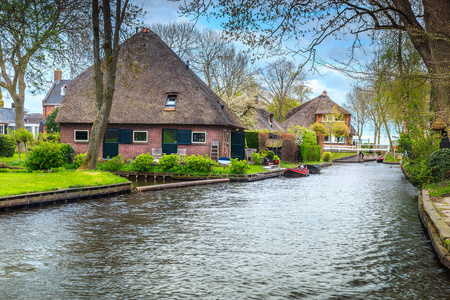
[{"xmin": 2, "ymin": 162, "xmax": 450, "ymax": 299}]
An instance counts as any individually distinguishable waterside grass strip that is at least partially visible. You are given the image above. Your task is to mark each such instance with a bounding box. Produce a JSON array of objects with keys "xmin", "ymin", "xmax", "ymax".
[
  {"xmin": 0, "ymin": 182, "xmax": 132, "ymax": 212},
  {"xmin": 418, "ymin": 189, "xmax": 450, "ymax": 269},
  {"xmin": 134, "ymin": 178, "xmax": 230, "ymax": 192}
]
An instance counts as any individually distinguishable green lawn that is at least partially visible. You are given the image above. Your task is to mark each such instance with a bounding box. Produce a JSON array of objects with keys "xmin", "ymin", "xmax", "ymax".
[
  {"xmin": 0, "ymin": 171, "xmax": 129, "ymax": 197},
  {"xmin": 384, "ymin": 152, "xmax": 401, "ymax": 163},
  {"xmin": 0, "ymin": 153, "xmax": 25, "ymax": 167},
  {"xmin": 427, "ymin": 180, "xmax": 450, "ymax": 197}
]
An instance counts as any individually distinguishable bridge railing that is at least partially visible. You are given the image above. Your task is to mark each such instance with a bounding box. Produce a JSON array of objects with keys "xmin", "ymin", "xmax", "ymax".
[{"xmin": 323, "ymin": 144, "xmax": 390, "ymax": 153}]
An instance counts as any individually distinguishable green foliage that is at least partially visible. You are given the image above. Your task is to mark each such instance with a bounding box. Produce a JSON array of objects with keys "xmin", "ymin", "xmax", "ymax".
[
  {"xmin": 73, "ymin": 153, "xmax": 86, "ymax": 169},
  {"xmin": 310, "ymin": 122, "xmax": 327, "ymax": 135},
  {"xmin": 266, "ymin": 150, "xmax": 275, "ymax": 159},
  {"xmin": 403, "ymin": 159, "xmax": 432, "ymax": 186},
  {"xmin": 300, "ymin": 145, "xmax": 321, "ymax": 162},
  {"xmin": 0, "ymin": 135, "xmax": 15, "ymax": 157},
  {"xmin": 25, "ymin": 142, "xmax": 65, "ymax": 171},
  {"xmin": 97, "ymin": 155, "xmax": 125, "ymax": 171},
  {"xmin": 44, "ymin": 107, "xmax": 60, "ymax": 133},
  {"xmin": 131, "ymin": 153, "xmax": 155, "ymax": 172},
  {"xmin": 158, "ymin": 154, "xmax": 180, "ymax": 172},
  {"xmin": 38, "ymin": 132, "xmax": 60, "ymax": 143},
  {"xmin": 322, "ymin": 151, "xmax": 332, "ymax": 162},
  {"xmin": 427, "ymin": 149, "xmax": 450, "ymax": 182},
  {"xmin": 182, "ymin": 154, "xmax": 218, "ymax": 173},
  {"xmin": 60, "ymin": 143, "xmax": 75, "ymax": 164},
  {"xmin": 245, "ymin": 131, "xmax": 259, "ymax": 149},
  {"xmin": 273, "ymin": 155, "xmax": 280, "ymax": 160},
  {"xmin": 251, "ymin": 152, "xmax": 265, "ymax": 165},
  {"xmin": 229, "ymin": 158, "xmax": 250, "ymax": 174},
  {"xmin": 9, "ymin": 128, "xmax": 34, "ymax": 158},
  {"xmin": 302, "ymin": 130, "xmax": 317, "ymax": 146},
  {"xmin": 332, "ymin": 122, "xmax": 350, "ymax": 139}
]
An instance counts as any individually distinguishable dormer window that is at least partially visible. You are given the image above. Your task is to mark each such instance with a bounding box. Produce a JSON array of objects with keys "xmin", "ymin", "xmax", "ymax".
[
  {"xmin": 165, "ymin": 95, "xmax": 177, "ymax": 110},
  {"xmin": 61, "ymin": 85, "xmax": 66, "ymax": 96}
]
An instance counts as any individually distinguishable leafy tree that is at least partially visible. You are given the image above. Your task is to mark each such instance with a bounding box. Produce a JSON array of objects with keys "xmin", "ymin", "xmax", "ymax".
[
  {"xmin": 9, "ymin": 128, "xmax": 33, "ymax": 160},
  {"xmin": 178, "ymin": 0, "xmax": 450, "ymax": 128},
  {"xmin": 44, "ymin": 107, "xmax": 60, "ymax": 133},
  {"xmin": 0, "ymin": 0, "xmax": 90, "ymax": 129}
]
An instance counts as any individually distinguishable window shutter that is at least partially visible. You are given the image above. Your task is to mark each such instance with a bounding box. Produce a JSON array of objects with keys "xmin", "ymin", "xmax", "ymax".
[
  {"xmin": 177, "ymin": 130, "xmax": 192, "ymax": 145},
  {"xmin": 118, "ymin": 129, "xmax": 133, "ymax": 144}
]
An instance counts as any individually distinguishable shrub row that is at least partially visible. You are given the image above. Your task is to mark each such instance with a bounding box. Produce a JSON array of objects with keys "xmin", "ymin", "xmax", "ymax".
[{"xmin": 300, "ymin": 145, "xmax": 321, "ymax": 162}]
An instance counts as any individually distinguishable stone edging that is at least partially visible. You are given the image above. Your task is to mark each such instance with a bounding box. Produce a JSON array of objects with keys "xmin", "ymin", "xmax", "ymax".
[
  {"xmin": 0, "ymin": 182, "xmax": 132, "ymax": 211},
  {"xmin": 418, "ymin": 189, "xmax": 450, "ymax": 269}
]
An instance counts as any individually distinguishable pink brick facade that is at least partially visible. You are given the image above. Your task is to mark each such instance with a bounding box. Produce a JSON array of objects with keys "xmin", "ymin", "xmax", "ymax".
[{"xmin": 60, "ymin": 123, "xmax": 236, "ymax": 160}]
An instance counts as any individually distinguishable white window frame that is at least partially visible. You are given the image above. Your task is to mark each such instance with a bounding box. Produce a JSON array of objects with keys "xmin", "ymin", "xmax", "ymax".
[
  {"xmin": 133, "ymin": 131, "xmax": 148, "ymax": 143},
  {"xmin": 192, "ymin": 131, "xmax": 207, "ymax": 144},
  {"xmin": 324, "ymin": 135, "xmax": 330, "ymax": 143},
  {"xmin": 74, "ymin": 130, "xmax": 89, "ymax": 142},
  {"xmin": 0, "ymin": 124, "xmax": 4, "ymax": 135}
]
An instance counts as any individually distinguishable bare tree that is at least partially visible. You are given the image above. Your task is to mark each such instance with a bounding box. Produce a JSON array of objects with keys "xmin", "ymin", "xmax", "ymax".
[
  {"xmin": 259, "ymin": 57, "xmax": 309, "ymax": 122},
  {"xmin": 345, "ymin": 85, "xmax": 369, "ymax": 140},
  {"xmin": 150, "ymin": 22, "xmax": 198, "ymax": 61},
  {"xmin": 0, "ymin": 0, "xmax": 90, "ymax": 129}
]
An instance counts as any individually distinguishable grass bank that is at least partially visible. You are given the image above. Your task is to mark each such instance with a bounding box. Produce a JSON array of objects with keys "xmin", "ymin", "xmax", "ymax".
[
  {"xmin": 0, "ymin": 171, "xmax": 128, "ymax": 197},
  {"xmin": 384, "ymin": 152, "xmax": 401, "ymax": 163},
  {"xmin": 427, "ymin": 180, "xmax": 450, "ymax": 197}
]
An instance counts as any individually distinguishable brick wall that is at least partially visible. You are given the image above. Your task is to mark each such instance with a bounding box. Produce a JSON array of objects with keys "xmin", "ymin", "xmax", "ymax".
[{"xmin": 60, "ymin": 123, "xmax": 235, "ymax": 160}]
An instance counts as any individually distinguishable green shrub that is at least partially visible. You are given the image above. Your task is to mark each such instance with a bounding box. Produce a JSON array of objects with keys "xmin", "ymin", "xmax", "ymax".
[
  {"xmin": 158, "ymin": 154, "xmax": 180, "ymax": 172},
  {"xmin": 38, "ymin": 132, "xmax": 60, "ymax": 143},
  {"xmin": 229, "ymin": 158, "xmax": 250, "ymax": 174},
  {"xmin": 97, "ymin": 155, "xmax": 125, "ymax": 171},
  {"xmin": 0, "ymin": 135, "xmax": 15, "ymax": 157},
  {"xmin": 73, "ymin": 153, "xmax": 86, "ymax": 169},
  {"xmin": 404, "ymin": 159, "xmax": 432, "ymax": 186},
  {"xmin": 245, "ymin": 131, "xmax": 259, "ymax": 149},
  {"xmin": 427, "ymin": 148, "xmax": 450, "ymax": 182},
  {"xmin": 25, "ymin": 142, "xmax": 65, "ymax": 171},
  {"xmin": 60, "ymin": 143, "xmax": 75, "ymax": 164},
  {"xmin": 131, "ymin": 153, "xmax": 155, "ymax": 172},
  {"xmin": 302, "ymin": 130, "xmax": 318, "ymax": 146},
  {"xmin": 300, "ymin": 145, "xmax": 321, "ymax": 162},
  {"xmin": 266, "ymin": 150, "xmax": 275, "ymax": 159},
  {"xmin": 182, "ymin": 154, "xmax": 218, "ymax": 173},
  {"xmin": 322, "ymin": 151, "xmax": 332, "ymax": 162},
  {"xmin": 251, "ymin": 152, "xmax": 265, "ymax": 165}
]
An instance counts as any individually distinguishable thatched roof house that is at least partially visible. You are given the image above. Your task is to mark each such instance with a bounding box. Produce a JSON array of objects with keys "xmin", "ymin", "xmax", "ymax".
[
  {"xmin": 57, "ymin": 29, "xmax": 246, "ymax": 160},
  {"xmin": 251, "ymin": 108, "xmax": 285, "ymax": 132},
  {"xmin": 283, "ymin": 91, "xmax": 357, "ymax": 144}
]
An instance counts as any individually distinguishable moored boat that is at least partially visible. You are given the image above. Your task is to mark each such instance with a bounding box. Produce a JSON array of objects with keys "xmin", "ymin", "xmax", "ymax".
[
  {"xmin": 282, "ymin": 166, "xmax": 310, "ymax": 177},
  {"xmin": 376, "ymin": 157, "xmax": 384, "ymax": 163},
  {"xmin": 306, "ymin": 164, "xmax": 322, "ymax": 174}
]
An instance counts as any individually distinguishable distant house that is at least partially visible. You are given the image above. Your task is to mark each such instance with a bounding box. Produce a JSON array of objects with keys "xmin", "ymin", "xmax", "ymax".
[
  {"xmin": 283, "ymin": 91, "xmax": 357, "ymax": 144},
  {"xmin": 251, "ymin": 108, "xmax": 285, "ymax": 132},
  {"xmin": 0, "ymin": 106, "xmax": 42, "ymax": 137},
  {"xmin": 42, "ymin": 70, "xmax": 70, "ymax": 119},
  {"xmin": 56, "ymin": 29, "xmax": 247, "ymax": 161}
]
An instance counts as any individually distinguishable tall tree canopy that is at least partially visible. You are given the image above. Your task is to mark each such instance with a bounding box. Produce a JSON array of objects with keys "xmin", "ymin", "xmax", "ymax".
[
  {"xmin": 178, "ymin": 0, "xmax": 450, "ymax": 127},
  {"xmin": 0, "ymin": 0, "xmax": 90, "ymax": 129}
]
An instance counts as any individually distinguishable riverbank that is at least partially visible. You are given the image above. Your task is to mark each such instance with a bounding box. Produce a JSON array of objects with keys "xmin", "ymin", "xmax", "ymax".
[{"xmin": 418, "ymin": 189, "xmax": 450, "ymax": 269}]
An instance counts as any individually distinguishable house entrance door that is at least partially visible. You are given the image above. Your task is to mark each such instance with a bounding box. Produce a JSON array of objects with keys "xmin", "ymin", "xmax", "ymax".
[
  {"xmin": 103, "ymin": 128, "xmax": 119, "ymax": 159},
  {"xmin": 162, "ymin": 129, "xmax": 178, "ymax": 154},
  {"xmin": 231, "ymin": 130, "xmax": 245, "ymax": 160}
]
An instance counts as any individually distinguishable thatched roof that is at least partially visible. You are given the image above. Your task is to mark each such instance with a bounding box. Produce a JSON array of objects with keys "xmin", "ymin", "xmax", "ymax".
[
  {"xmin": 250, "ymin": 108, "xmax": 285, "ymax": 132},
  {"xmin": 283, "ymin": 92, "xmax": 351, "ymax": 131},
  {"xmin": 56, "ymin": 30, "xmax": 246, "ymax": 129}
]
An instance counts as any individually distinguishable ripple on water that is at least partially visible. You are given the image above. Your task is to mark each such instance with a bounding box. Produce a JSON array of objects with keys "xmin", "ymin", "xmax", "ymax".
[{"xmin": 1, "ymin": 163, "xmax": 450, "ymax": 299}]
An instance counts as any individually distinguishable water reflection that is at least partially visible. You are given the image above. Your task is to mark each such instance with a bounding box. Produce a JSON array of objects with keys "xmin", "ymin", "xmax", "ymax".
[{"xmin": 1, "ymin": 162, "xmax": 450, "ymax": 299}]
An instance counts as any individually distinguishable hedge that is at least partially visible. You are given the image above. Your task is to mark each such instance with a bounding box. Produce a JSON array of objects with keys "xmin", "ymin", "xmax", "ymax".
[
  {"xmin": 0, "ymin": 135, "xmax": 15, "ymax": 157},
  {"xmin": 427, "ymin": 148, "xmax": 450, "ymax": 182},
  {"xmin": 245, "ymin": 131, "xmax": 259, "ymax": 149},
  {"xmin": 300, "ymin": 145, "xmax": 321, "ymax": 162}
]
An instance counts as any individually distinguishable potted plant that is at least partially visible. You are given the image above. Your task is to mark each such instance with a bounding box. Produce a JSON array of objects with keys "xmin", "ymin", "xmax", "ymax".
[
  {"xmin": 273, "ymin": 155, "xmax": 280, "ymax": 165},
  {"xmin": 266, "ymin": 150, "xmax": 275, "ymax": 163}
]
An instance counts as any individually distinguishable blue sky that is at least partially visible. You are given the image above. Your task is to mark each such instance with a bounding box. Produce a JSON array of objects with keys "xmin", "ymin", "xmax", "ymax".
[{"xmin": 2, "ymin": 0, "xmax": 382, "ymax": 140}]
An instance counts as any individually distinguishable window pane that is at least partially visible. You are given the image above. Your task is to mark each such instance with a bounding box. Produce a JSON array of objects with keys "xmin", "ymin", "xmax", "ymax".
[
  {"xmin": 165, "ymin": 95, "xmax": 177, "ymax": 108},
  {"xmin": 163, "ymin": 130, "xmax": 177, "ymax": 144},
  {"xmin": 104, "ymin": 129, "xmax": 118, "ymax": 143},
  {"xmin": 134, "ymin": 131, "xmax": 147, "ymax": 142},
  {"xmin": 0, "ymin": 125, "xmax": 4, "ymax": 134},
  {"xmin": 9, "ymin": 126, "xmax": 15, "ymax": 131},
  {"xmin": 75, "ymin": 131, "xmax": 88, "ymax": 141},
  {"xmin": 192, "ymin": 132, "xmax": 206, "ymax": 143}
]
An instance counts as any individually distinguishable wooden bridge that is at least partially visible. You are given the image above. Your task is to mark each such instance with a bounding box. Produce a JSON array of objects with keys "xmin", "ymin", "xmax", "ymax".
[{"xmin": 324, "ymin": 144, "xmax": 390, "ymax": 153}]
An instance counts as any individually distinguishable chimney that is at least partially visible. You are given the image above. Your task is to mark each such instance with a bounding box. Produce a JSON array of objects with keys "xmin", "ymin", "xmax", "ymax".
[
  {"xmin": 322, "ymin": 90, "xmax": 327, "ymax": 96},
  {"xmin": 54, "ymin": 70, "xmax": 62, "ymax": 82},
  {"xmin": 141, "ymin": 28, "xmax": 150, "ymax": 33},
  {"xmin": 11, "ymin": 103, "xmax": 15, "ymax": 108}
]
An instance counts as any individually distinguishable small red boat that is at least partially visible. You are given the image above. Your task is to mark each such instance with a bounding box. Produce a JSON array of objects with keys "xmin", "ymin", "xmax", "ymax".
[
  {"xmin": 282, "ymin": 166, "xmax": 310, "ymax": 177},
  {"xmin": 376, "ymin": 157, "xmax": 384, "ymax": 163}
]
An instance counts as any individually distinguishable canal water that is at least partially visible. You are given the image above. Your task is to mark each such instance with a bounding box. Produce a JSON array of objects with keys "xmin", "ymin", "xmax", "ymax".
[{"xmin": 1, "ymin": 162, "xmax": 450, "ymax": 299}]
